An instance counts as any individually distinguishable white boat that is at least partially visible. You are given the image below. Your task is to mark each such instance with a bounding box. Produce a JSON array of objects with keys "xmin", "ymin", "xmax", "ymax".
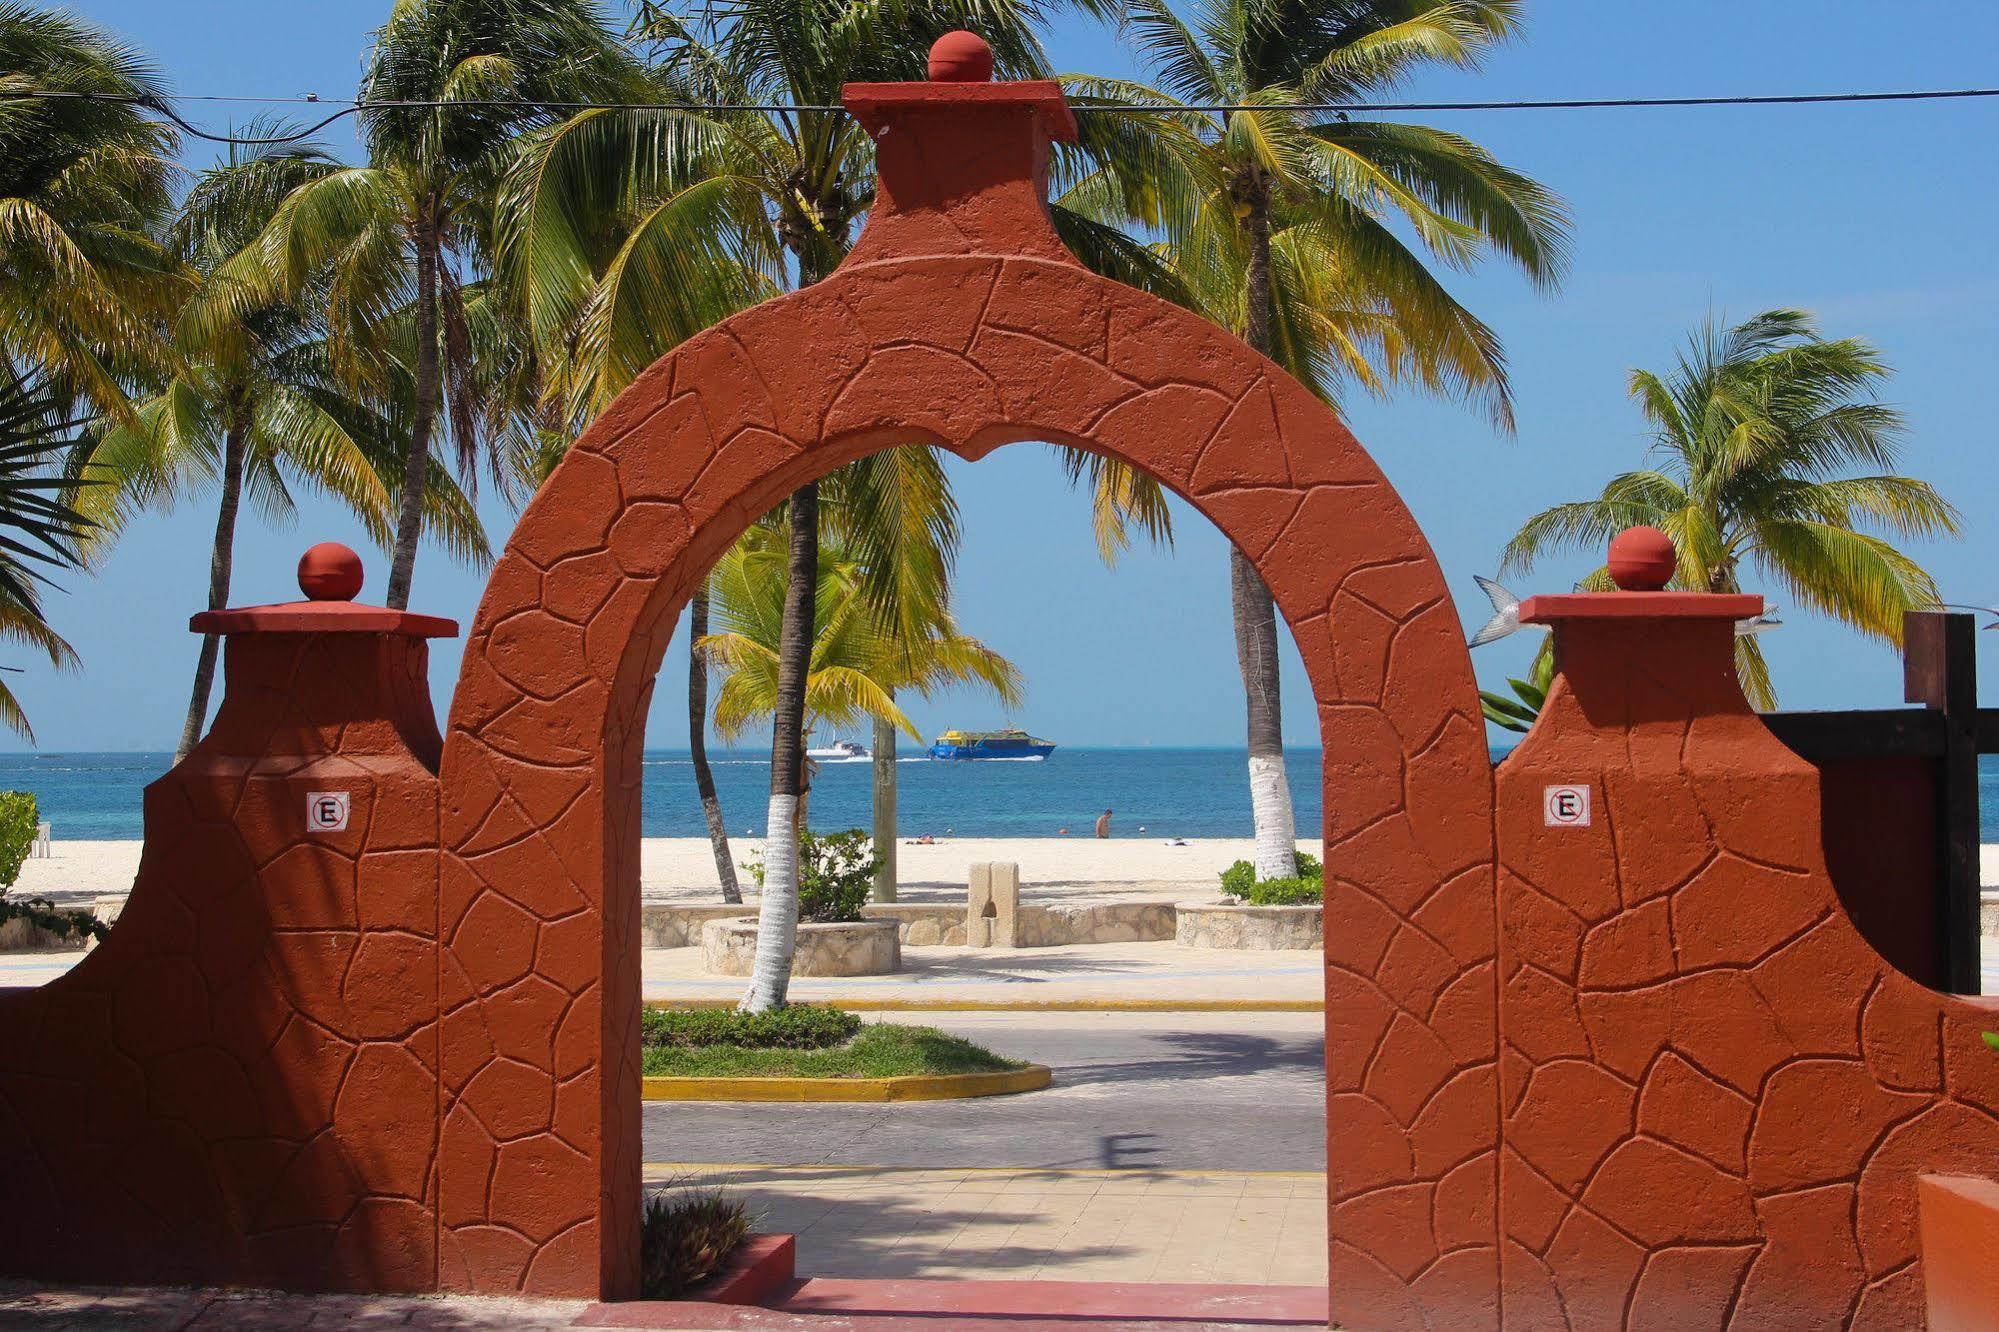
[{"xmin": 806, "ymin": 739, "xmax": 871, "ymax": 762}]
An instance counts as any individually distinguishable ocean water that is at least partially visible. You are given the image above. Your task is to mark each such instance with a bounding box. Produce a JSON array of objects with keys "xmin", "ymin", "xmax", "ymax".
[{"xmin": 8, "ymin": 749, "xmax": 1999, "ymax": 843}]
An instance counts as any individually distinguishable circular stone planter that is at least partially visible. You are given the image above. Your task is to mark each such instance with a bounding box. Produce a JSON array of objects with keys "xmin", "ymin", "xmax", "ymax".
[
  {"xmin": 1175, "ymin": 901, "xmax": 1323, "ymax": 950},
  {"xmin": 702, "ymin": 918, "xmax": 901, "ymax": 976}
]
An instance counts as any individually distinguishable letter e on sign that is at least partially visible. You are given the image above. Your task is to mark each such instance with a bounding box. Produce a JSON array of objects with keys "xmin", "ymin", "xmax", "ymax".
[
  {"xmin": 1543, "ymin": 784, "xmax": 1590, "ymax": 828},
  {"xmin": 307, "ymin": 791, "xmax": 350, "ymax": 833}
]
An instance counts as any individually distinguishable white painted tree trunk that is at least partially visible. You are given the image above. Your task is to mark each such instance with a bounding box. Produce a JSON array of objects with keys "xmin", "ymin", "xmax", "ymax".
[
  {"xmin": 739, "ymin": 793, "xmax": 799, "ymax": 1012},
  {"xmin": 1249, "ymin": 751, "xmax": 1298, "ymax": 880}
]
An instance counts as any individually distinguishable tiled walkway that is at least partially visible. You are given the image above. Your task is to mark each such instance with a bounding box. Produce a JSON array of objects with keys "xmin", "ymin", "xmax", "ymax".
[
  {"xmin": 0, "ymin": 1281, "xmax": 587, "ymax": 1329},
  {"xmin": 646, "ymin": 1164, "xmax": 1328, "ymax": 1286}
]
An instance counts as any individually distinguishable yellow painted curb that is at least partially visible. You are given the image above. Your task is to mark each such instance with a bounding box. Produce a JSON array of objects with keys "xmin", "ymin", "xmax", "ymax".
[
  {"xmin": 641, "ymin": 1063, "xmax": 1053, "ymax": 1102},
  {"xmin": 643, "ymin": 998, "xmax": 1322, "ymax": 1013}
]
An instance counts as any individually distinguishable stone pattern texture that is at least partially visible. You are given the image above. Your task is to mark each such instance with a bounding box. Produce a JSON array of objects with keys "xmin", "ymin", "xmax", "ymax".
[
  {"xmin": 1495, "ymin": 604, "xmax": 1999, "ymax": 1329},
  {"xmin": 1175, "ymin": 903, "xmax": 1324, "ymax": 950},
  {"xmin": 1017, "ymin": 901, "xmax": 1177, "ymax": 948},
  {"xmin": 433, "ymin": 74, "xmax": 1500, "ymax": 1312},
  {"xmin": 864, "ymin": 903, "xmax": 968, "ymax": 946},
  {"xmin": 0, "ymin": 630, "xmax": 446, "ymax": 1291},
  {"xmin": 701, "ymin": 919, "xmax": 900, "ymax": 977},
  {"xmin": 642, "ymin": 899, "xmax": 1181, "ymax": 949},
  {"xmin": 641, "ymin": 903, "xmax": 755, "ymax": 948}
]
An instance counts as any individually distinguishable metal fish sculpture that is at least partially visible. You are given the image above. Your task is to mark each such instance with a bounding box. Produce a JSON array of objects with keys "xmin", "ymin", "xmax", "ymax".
[
  {"xmin": 1469, "ymin": 576, "xmax": 1524, "ymax": 647},
  {"xmin": 1736, "ymin": 603, "xmax": 1781, "ymax": 636}
]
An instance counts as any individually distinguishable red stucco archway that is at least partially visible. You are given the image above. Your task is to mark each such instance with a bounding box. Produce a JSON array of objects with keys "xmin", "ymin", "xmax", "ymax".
[{"xmin": 432, "ymin": 74, "xmax": 1499, "ymax": 1315}]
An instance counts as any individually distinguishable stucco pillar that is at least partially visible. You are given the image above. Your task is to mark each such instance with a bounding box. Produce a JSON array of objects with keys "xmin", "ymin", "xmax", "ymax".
[
  {"xmin": 1493, "ymin": 527, "xmax": 1999, "ymax": 1328},
  {"xmin": 0, "ymin": 542, "xmax": 456, "ymax": 1291}
]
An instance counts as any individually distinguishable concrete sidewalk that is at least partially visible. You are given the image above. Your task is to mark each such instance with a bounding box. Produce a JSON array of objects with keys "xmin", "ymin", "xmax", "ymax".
[
  {"xmin": 643, "ymin": 940, "xmax": 1324, "ymax": 1005},
  {"xmin": 645, "ymin": 1164, "xmax": 1328, "ymax": 1287},
  {"xmin": 0, "ymin": 939, "xmax": 1327, "ymax": 1007}
]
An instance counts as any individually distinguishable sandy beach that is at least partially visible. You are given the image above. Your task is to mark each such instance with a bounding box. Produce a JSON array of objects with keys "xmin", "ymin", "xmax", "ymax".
[
  {"xmin": 14, "ymin": 837, "xmax": 1999, "ymax": 904},
  {"xmin": 11, "ymin": 835, "xmax": 1322, "ymax": 906}
]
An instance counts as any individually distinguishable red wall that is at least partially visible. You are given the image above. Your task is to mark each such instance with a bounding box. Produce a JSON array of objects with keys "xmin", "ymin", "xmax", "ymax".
[{"xmin": 0, "ymin": 631, "xmax": 443, "ymax": 1290}]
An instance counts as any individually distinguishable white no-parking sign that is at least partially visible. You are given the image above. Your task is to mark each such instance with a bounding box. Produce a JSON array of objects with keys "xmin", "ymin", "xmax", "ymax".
[
  {"xmin": 307, "ymin": 791, "xmax": 350, "ymax": 833},
  {"xmin": 1543, "ymin": 784, "xmax": 1591, "ymax": 828}
]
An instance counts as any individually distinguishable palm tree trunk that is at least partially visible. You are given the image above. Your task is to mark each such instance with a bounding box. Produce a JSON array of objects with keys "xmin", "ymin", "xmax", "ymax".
[
  {"xmin": 688, "ymin": 581, "xmax": 740, "ymax": 904},
  {"xmin": 174, "ymin": 400, "xmax": 249, "ymax": 764},
  {"xmin": 385, "ymin": 217, "xmax": 442, "ymax": 611},
  {"xmin": 1237, "ymin": 190, "xmax": 1299, "ymax": 881},
  {"xmin": 870, "ymin": 711, "xmax": 897, "ymax": 902},
  {"xmin": 740, "ymin": 480, "xmax": 817, "ymax": 1012}
]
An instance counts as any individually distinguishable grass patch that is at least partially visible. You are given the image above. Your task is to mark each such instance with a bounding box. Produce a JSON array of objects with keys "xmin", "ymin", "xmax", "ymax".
[{"xmin": 642, "ymin": 1021, "xmax": 1025, "ymax": 1079}]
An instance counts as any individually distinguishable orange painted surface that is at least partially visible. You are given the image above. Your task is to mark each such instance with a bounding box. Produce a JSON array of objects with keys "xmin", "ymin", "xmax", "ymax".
[
  {"xmin": 0, "ymin": 561, "xmax": 452, "ymax": 1290},
  {"xmin": 1918, "ymin": 1175, "xmax": 1999, "ymax": 1331},
  {"xmin": 1499, "ymin": 595, "xmax": 1999, "ymax": 1328},
  {"xmin": 3, "ymin": 40, "xmax": 1995, "ymax": 1328},
  {"xmin": 434, "ymin": 53, "xmax": 1497, "ymax": 1310}
]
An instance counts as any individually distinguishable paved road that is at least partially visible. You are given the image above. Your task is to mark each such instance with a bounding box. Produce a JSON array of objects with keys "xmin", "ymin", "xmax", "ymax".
[{"xmin": 642, "ymin": 1012, "xmax": 1327, "ymax": 1174}]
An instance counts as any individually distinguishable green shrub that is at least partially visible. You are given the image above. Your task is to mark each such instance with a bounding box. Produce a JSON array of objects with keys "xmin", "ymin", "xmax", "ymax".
[
  {"xmin": 748, "ymin": 828, "xmax": 877, "ymax": 923},
  {"xmin": 638, "ymin": 1184, "xmax": 753, "ymax": 1299},
  {"xmin": 0, "ymin": 790, "xmax": 36, "ymax": 890},
  {"xmin": 641, "ymin": 1002, "xmax": 861, "ymax": 1051},
  {"xmin": 1234, "ymin": 876, "xmax": 1323, "ymax": 906},
  {"xmin": 0, "ymin": 792, "xmax": 101, "ymax": 943},
  {"xmin": 1219, "ymin": 851, "xmax": 1322, "ymax": 905}
]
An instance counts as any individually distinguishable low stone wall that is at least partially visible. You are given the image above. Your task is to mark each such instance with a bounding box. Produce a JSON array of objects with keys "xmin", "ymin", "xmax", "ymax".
[
  {"xmin": 1175, "ymin": 901, "xmax": 1323, "ymax": 950},
  {"xmin": 1018, "ymin": 901, "xmax": 1176, "ymax": 947},
  {"xmin": 644, "ymin": 902, "xmax": 754, "ymax": 948},
  {"xmin": 702, "ymin": 918, "xmax": 901, "ymax": 976},
  {"xmin": 0, "ymin": 894, "xmax": 125, "ymax": 953},
  {"xmin": 862, "ymin": 903, "xmax": 966, "ymax": 945},
  {"xmin": 646, "ymin": 898, "xmax": 1175, "ymax": 948}
]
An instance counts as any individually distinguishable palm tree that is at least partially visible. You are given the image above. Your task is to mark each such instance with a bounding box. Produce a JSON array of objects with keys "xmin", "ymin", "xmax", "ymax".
[
  {"xmin": 499, "ymin": 0, "xmax": 1110, "ymax": 1010},
  {"xmin": 0, "ymin": 372, "xmax": 94, "ymax": 740},
  {"xmin": 0, "ymin": 2, "xmax": 179, "ymax": 415},
  {"xmin": 702, "ymin": 523, "xmax": 1022, "ymax": 825},
  {"xmin": 1501, "ymin": 309, "xmax": 1959, "ymax": 708},
  {"xmin": 231, "ymin": 0, "xmax": 648, "ymax": 609},
  {"xmin": 1067, "ymin": 0, "xmax": 1568, "ymax": 881},
  {"xmin": 75, "ymin": 137, "xmax": 490, "ymax": 763},
  {"xmin": 686, "ymin": 582, "xmax": 742, "ymax": 903}
]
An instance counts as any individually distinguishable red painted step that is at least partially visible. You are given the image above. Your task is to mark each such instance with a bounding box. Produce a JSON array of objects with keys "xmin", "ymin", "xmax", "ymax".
[
  {"xmin": 772, "ymin": 1276, "xmax": 1326, "ymax": 1325},
  {"xmin": 579, "ymin": 1302, "xmax": 1319, "ymax": 1331}
]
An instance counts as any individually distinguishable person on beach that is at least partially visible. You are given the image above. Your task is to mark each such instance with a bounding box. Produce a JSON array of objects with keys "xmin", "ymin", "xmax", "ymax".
[{"xmin": 1094, "ymin": 809, "xmax": 1112, "ymax": 839}]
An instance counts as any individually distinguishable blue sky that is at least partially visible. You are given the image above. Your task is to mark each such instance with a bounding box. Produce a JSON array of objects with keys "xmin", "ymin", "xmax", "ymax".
[{"xmin": 15, "ymin": 1, "xmax": 1999, "ymax": 751}]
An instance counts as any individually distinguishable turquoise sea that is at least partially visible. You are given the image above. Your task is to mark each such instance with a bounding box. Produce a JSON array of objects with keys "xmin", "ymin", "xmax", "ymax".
[{"xmin": 6, "ymin": 749, "xmax": 1999, "ymax": 843}]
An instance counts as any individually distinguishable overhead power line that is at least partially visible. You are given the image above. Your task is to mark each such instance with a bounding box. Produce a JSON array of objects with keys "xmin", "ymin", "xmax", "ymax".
[{"xmin": 4, "ymin": 84, "xmax": 1997, "ymax": 148}]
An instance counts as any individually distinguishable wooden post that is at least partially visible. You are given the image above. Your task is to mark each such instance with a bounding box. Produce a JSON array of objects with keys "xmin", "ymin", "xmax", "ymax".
[
  {"xmin": 1904, "ymin": 609, "xmax": 1980, "ymax": 993},
  {"xmin": 871, "ymin": 715, "xmax": 897, "ymax": 902}
]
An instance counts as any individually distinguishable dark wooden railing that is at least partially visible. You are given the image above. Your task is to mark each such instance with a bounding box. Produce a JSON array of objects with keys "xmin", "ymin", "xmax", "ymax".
[{"xmin": 1761, "ymin": 611, "xmax": 1992, "ymax": 994}]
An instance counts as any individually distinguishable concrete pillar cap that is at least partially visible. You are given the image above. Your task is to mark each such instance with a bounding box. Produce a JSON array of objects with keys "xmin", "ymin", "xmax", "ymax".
[
  {"xmin": 1607, "ymin": 525, "xmax": 1677, "ymax": 591},
  {"xmin": 928, "ymin": 30, "xmax": 993, "ymax": 82},
  {"xmin": 297, "ymin": 541, "xmax": 365, "ymax": 601}
]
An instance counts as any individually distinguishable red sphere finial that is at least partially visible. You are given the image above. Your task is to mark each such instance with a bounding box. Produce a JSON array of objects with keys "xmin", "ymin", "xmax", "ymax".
[
  {"xmin": 1607, "ymin": 526, "xmax": 1677, "ymax": 592},
  {"xmin": 928, "ymin": 30, "xmax": 993, "ymax": 82},
  {"xmin": 298, "ymin": 542, "xmax": 364, "ymax": 602}
]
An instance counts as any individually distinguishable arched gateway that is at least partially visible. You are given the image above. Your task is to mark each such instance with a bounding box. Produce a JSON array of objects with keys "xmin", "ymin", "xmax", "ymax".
[
  {"xmin": 5, "ymin": 36, "xmax": 1997, "ymax": 1331},
  {"xmin": 434, "ymin": 61, "xmax": 1499, "ymax": 1312}
]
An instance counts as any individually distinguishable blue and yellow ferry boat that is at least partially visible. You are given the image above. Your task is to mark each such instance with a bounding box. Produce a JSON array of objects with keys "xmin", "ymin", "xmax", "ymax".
[{"xmin": 927, "ymin": 727, "xmax": 1056, "ymax": 760}]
